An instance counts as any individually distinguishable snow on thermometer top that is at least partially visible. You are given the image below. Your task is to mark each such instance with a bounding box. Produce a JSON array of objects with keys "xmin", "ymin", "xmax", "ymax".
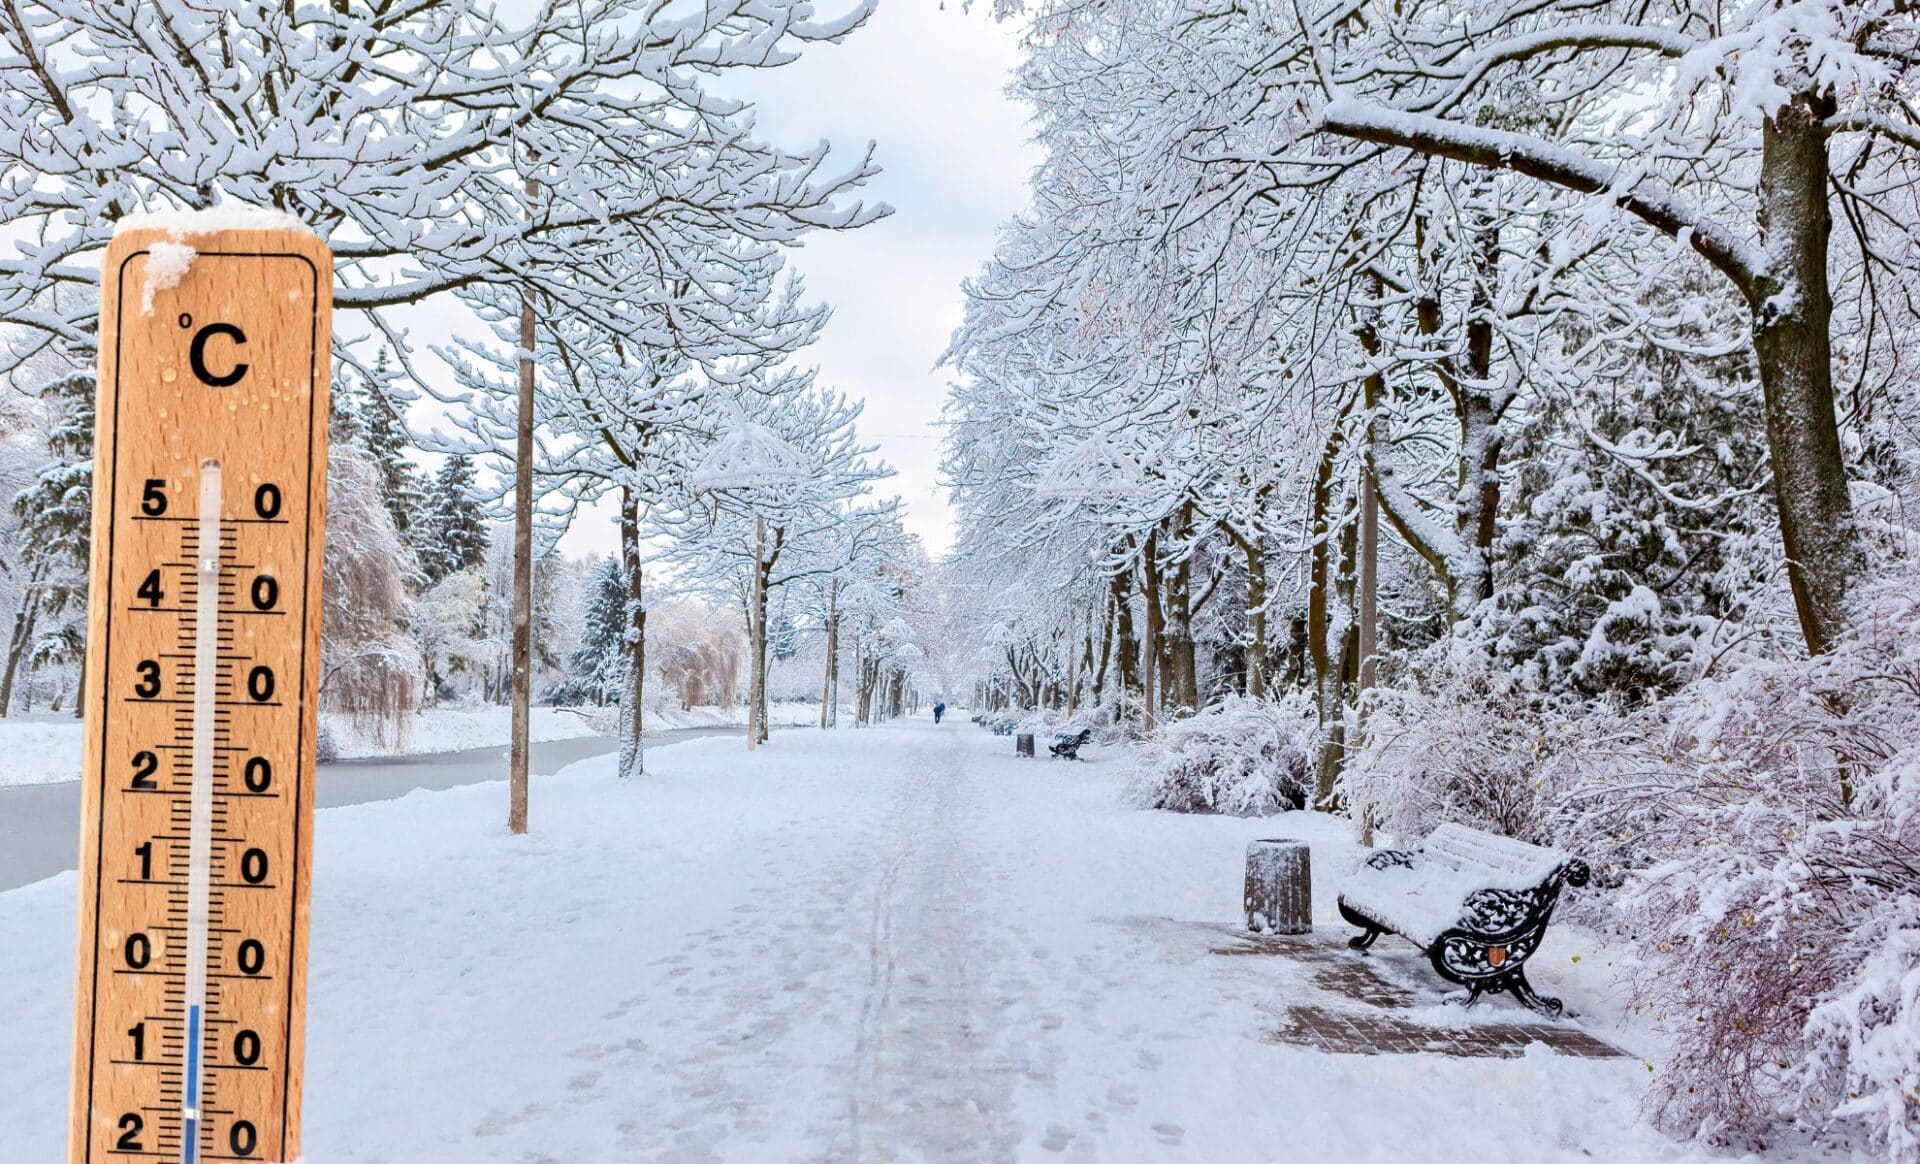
[{"xmin": 69, "ymin": 217, "xmax": 331, "ymax": 1164}]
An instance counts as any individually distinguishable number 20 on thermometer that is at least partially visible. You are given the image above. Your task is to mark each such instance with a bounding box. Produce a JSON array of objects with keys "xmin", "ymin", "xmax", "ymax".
[{"xmin": 69, "ymin": 223, "xmax": 331, "ymax": 1164}]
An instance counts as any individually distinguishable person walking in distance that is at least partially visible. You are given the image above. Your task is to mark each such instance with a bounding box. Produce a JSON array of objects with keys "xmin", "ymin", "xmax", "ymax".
[{"xmin": 933, "ymin": 701, "xmax": 946, "ymax": 724}]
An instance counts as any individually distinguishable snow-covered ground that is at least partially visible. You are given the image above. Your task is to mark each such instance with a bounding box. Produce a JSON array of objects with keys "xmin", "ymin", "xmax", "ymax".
[
  {"xmin": 647, "ymin": 700, "xmax": 825, "ymax": 732},
  {"xmin": 0, "ymin": 720, "xmax": 1824, "ymax": 1161},
  {"xmin": 0, "ymin": 702, "xmax": 826, "ymax": 786},
  {"xmin": 0, "ymin": 715, "xmax": 85, "ymax": 788},
  {"xmin": 323, "ymin": 704, "xmax": 603, "ymax": 760}
]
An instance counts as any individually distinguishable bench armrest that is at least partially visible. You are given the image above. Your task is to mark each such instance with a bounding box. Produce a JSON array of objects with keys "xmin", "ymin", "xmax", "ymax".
[
  {"xmin": 1454, "ymin": 859, "xmax": 1589, "ymax": 939},
  {"xmin": 1362, "ymin": 849, "xmax": 1416, "ymax": 872}
]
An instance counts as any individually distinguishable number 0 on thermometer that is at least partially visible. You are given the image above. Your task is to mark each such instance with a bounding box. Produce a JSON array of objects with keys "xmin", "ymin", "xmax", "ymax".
[{"xmin": 69, "ymin": 222, "xmax": 331, "ymax": 1164}]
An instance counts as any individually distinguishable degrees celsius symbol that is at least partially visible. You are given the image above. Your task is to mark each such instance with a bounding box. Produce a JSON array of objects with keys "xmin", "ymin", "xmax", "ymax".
[{"xmin": 69, "ymin": 222, "xmax": 332, "ymax": 1164}]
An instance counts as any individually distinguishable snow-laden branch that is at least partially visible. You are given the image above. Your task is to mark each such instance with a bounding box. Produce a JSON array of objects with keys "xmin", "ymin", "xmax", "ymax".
[{"xmin": 1316, "ymin": 99, "xmax": 1767, "ymax": 300}]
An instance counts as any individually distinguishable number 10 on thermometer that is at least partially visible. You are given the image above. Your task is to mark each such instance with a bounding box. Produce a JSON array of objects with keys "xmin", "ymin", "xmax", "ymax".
[{"xmin": 69, "ymin": 222, "xmax": 331, "ymax": 1164}]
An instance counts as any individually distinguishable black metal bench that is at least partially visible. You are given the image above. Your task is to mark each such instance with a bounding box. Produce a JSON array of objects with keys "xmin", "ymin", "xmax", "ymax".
[
  {"xmin": 1049, "ymin": 728, "xmax": 1092, "ymax": 760},
  {"xmin": 1337, "ymin": 823, "xmax": 1589, "ymax": 1016}
]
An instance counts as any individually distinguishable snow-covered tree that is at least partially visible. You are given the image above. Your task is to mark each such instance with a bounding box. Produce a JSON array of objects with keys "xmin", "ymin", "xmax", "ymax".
[
  {"xmin": 320, "ymin": 433, "xmax": 421, "ymax": 744},
  {"xmin": 1, "ymin": 369, "xmax": 91, "ymax": 714},
  {"xmin": 419, "ymin": 456, "xmax": 491, "ymax": 586},
  {"xmin": 559, "ymin": 555, "xmax": 628, "ymax": 708},
  {"xmin": 408, "ymin": 570, "xmax": 492, "ymax": 707},
  {"xmin": 353, "ymin": 355, "xmax": 426, "ymax": 548}
]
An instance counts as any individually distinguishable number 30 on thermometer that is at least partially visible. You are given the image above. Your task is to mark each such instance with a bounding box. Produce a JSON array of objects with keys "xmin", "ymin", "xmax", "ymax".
[{"xmin": 69, "ymin": 222, "xmax": 330, "ymax": 1164}]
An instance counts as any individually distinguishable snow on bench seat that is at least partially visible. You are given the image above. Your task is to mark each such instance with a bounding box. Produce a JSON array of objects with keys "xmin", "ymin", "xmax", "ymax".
[{"xmin": 1340, "ymin": 823, "xmax": 1572, "ymax": 947}]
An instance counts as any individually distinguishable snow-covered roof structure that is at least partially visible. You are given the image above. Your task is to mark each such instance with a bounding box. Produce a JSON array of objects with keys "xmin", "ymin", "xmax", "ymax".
[
  {"xmin": 1034, "ymin": 437, "xmax": 1148, "ymax": 501},
  {"xmin": 688, "ymin": 421, "xmax": 811, "ymax": 494}
]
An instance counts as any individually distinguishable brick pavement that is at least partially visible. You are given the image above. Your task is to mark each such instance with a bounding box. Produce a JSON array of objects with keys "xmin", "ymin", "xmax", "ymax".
[{"xmin": 1139, "ymin": 920, "xmax": 1632, "ymax": 1061}]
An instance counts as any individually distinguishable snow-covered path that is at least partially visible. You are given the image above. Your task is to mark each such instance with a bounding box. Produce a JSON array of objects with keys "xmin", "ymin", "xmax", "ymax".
[{"xmin": 0, "ymin": 721, "xmax": 1775, "ymax": 1161}]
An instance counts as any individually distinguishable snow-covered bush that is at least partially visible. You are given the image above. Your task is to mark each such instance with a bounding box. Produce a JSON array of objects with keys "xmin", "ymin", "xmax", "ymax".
[
  {"xmin": 1126, "ymin": 695, "xmax": 1318, "ymax": 815},
  {"xmin": 1347, "ymin": 665, "xmax": 1629, "ymax": 849},
  {"xmin": 1606, "ymin": 575, "xmax": 1920, "ymax": 1156}
]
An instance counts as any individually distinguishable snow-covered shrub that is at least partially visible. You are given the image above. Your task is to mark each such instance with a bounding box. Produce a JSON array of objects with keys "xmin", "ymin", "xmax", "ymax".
[
  {"xmin": 983, "ymin": 706, "xmax": 1044, "ymax": 733},
  {"xmin": 1606, "ymin": 575, "xmax": 1920, "ymax": 1156},
  {"xmin": 1126, "ymin": 694, "xmax": 1318, "ymax": 815},
  {"xmin": 1347, "ymin": 664, "xmax": 1629, "ymax": 849},
  {"xmin": 314, "ymin": 719, "xmax": 340, "ymax": 763}
]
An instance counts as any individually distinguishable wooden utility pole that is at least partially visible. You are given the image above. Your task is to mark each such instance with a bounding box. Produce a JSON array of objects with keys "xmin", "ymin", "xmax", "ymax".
[{"xmin": 509, "ymin": 165, "xmax": 537, "ymax": 835}]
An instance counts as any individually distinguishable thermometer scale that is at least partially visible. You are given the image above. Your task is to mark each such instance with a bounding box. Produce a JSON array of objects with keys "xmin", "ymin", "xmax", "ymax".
[{"xmin": 69, "ymin": 221, "xmax": 330, "ymax": 1163}]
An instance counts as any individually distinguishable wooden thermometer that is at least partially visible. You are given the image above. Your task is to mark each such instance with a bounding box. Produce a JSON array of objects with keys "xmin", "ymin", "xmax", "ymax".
[{"xmin": 69, "ymin": 222, "xmax": 330, "ymax": 1164}]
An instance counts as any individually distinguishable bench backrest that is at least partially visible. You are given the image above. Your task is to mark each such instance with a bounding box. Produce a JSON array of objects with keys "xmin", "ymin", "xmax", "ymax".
[{"xmin": 1418, "ymin": 823, "xmax": 1569, "ymax": 889}]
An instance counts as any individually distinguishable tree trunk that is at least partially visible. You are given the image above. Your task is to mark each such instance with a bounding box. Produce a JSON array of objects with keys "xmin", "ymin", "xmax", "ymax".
[
  {"xmin": 852, "ymin": 638, "xmax": 864, "ymax": 725},
  {"xmin": 1454, "ymin": 204, "xmax": 1504, "ymax": 614},
  {"xmin": 0, "ymin": 572, "xmax": 44, "ymax": 717},
  {"xmin": 1140, "ymin": 533, "xmax": 1161, "ymax": 735},
  {"xmin": 1307, "ymin": 419, "xmax": 1347, "ymax": 729},
  {"xmin": 1315, "ymin": 514, "xmax": 1360, "ymax": 809},
  {"xmin": 1358, "ymin": 466, "xmax": 1380, "ymax": 716},
  {"xmin": 617, "ymin": 488, "xmax": 646, "ymax": 778},
  {"xmin": 1359, "ymin": 296, "xmax": 1383, "ymax": 720},
  {"xmin": 1092, "ymin": 588, "xmax": 1115, "ymax": 708},
  {"xmin": 1110, "ymin": 565, "xmax": 1138, "ymax": 719},
  {"xmin": 820, "ymin": 580, "xmax": 838, "ymax": 729},
  {"xmin": 1163, "ymin": 507, "xmax": 1199, "ymax": 714},
  {"xmin": 1228, "ymin": 528, "xmax": 1267, "ymax": 699},
  {"xmin": 1398, "ymin": 204, "xmax": 1505, "ymax": 618},
  {"xmin": 1754, "ymin": 95, "xmax": 1852, "ymax": 655},
  {"xmin": 1167, "ymin": 572, "xmax": 1197, "ymax": 712}
]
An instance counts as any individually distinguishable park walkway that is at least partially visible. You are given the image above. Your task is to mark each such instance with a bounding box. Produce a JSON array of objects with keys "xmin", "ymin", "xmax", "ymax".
[{"xmin": 0, "ymin": 721, "xmax": 1727, "ymax": 1162}]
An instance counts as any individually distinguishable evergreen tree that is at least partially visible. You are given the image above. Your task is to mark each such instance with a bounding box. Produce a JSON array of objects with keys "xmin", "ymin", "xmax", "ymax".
[
  {"xmin": 419, "ymin": 454, "xmax": 490, "ymax": 584},
  {"xmin": 769, "ymin": 606, "xmax": 799, "ymax": 662},
  {"xmin": 558, "ymin": 555, "xmax": 627, "ymax": 706},
  {"xmin": 353, "ymin": 354, "xmax": 425, "ymax": 542},
  {"xmin": 2, "ymin": 372, "xmax": 93, "ymax": 713}
]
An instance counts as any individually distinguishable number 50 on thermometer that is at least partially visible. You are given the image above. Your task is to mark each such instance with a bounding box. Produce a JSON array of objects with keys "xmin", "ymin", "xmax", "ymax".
[{"xmin": 69, "ymin": 221, "xmax": 330, "ymax": 1164}]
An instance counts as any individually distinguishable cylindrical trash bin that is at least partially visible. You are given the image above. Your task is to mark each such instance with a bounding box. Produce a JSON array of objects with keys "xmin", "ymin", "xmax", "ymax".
[
  {"xmin": 1016, "ymin": 733, "xmax": 1034, "ymax": 757},
  {"xmin": 1245, "ymin": 839, "xmax": 1312, "ymax": 934}
]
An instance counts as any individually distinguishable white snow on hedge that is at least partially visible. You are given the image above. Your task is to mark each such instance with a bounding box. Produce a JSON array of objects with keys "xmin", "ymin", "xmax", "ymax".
[{"xmin": 0, "ymin": 718, "xmax": 84, "ymax": 787}]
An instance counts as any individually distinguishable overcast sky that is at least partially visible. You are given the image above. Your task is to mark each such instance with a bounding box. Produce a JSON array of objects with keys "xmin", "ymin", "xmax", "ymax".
[{"xmin": 558, "ymin": 1, "xmax": 1038, "ymax": 560}]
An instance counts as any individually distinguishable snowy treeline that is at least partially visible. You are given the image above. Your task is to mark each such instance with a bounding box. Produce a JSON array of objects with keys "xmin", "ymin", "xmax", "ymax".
[
  {"xmin": 0, "ymin": 1, "xmax": 939, "ymax": 769},
  {"xmin": 943, "ymin": 0, "xmax": 1920, "ymax": 1154}
]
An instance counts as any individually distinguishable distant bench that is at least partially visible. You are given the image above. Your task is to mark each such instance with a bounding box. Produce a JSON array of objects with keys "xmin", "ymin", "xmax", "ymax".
[
  {"xmin": 1337, "ymin": 823, "xmax": 1590, "ymax": 1016},
  {"xmin": 1049, "ymin": 729, "xmax": 1092, "ymax": 760}
]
